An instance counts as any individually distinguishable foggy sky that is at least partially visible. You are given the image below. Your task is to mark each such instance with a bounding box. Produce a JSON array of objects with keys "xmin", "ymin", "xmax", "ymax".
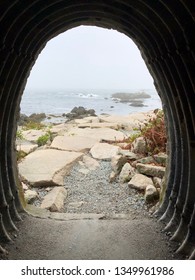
[{"xmin": 26, "ymin": 26, "xmax": 155, "ymax": 90}]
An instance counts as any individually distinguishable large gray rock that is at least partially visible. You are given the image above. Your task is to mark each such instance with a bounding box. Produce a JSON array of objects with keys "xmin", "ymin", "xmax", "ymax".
[
  {"xmin": 144, "ymin": 185, "xmax": 159, "ymax": 203},
  {"xmin": 136, "ymin": 163, "xmax": 165, "ymax": 178},
  {"xmin": 128, "ymin": 174, "xmax": 153, "ymax": 191},
  {"xmin": 51, "ymin": 135, "xmax": 97, "ymax": 152},
  {"xmin": 41, "ymin": 187, "xmax": 67, "ymax": 212},
  {"xmin": 90, "ymin": 143, "xmax": 120, "ymax": 160},
  {"xmin": 119, "ymin": 163, "xmax": 136, "ymax": 183},
  {"xmin": 18, "ymin": 149, "xmax": 83, "ymax": 187}
]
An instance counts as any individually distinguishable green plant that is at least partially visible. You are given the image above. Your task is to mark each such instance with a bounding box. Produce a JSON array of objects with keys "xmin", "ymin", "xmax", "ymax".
[
  {"xmin": 36, "ymin": 132, "xmax": 51, "ymax": 146},
  {"xmin": 17, "ymin": 150, "xmax": 27, "ymax": 161},
  {"xmin": 23, "ymin": 121, "xmax": 46, "ymax": 130},
  {"xmin": 16, "ymin": 130, "xmax": 24, "ymax": 140}
]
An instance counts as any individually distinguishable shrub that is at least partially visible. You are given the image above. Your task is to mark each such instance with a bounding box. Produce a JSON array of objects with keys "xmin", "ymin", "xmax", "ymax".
[
  {"xmin": 23, "ymin": 121, "xmax": 45, "ymax": 130},
  {"xmin": 16, "ymin": 130, "xmax": 24, "ymax": 140},
  {"xmin": 36, "ymin": 133, "xmax": 51, "ymax": 146}
]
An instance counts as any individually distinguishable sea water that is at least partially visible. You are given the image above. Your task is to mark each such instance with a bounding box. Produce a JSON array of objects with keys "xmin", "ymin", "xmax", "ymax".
[{"xmin": 20, "ymin": 88, "xmax": 162, "ymax": 117}]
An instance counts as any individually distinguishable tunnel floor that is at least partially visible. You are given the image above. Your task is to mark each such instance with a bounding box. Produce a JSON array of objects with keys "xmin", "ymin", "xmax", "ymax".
[{"xmin": 4, "ymin": 212, "xmax": 182, "ymax": 260}]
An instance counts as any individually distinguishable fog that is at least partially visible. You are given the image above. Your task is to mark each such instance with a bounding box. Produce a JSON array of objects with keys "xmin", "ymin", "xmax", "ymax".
[{"xmin": 25, "ymin": 26, "xmax": 155, "ymax": 91}]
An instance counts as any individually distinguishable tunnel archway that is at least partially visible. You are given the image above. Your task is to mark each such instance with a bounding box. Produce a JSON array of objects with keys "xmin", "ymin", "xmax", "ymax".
[{"xmin": 0, "ymin": 1, "xmax": 194, "ymax": 259}]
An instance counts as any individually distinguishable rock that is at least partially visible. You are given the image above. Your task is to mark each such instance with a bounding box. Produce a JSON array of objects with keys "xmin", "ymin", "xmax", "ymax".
[
  {"xmin": 111, "ymin": 155, "xmax": 128, "ymax": 174},
  {"xmin": 28, "ymin": 113, "xmax": 46, "ymax": 123},
  {"xmin": 67, "ymin": 127, "xmax": 125, "ymax": 142},
  {"xmin": 51, "ymin": 135, "xmax": 98, "ymax": 152},
  {"xmin": 119, "ymin": 163, "xmax": 136, "ymax": 183},
  {"xmin": 65, "ymin": 106, "xmax": 96, "ymax": 120},
  {"xmin": 24, "ymin": 190, "xmax": 38, "ymax": 203},
  {"xmin": 144, "ymin": 185, "xmax": 159, "ymax": 203},
  {"xmin": 129, "ymin": 100, "xmax": 144, "ymax": 107},
  {"xmin": 136, "ymin": 163, "xmax": 165, "ymax": 178},
  {"xmin": 78, "ymin": 122, "xmax": 120, "ymax": 129},
  {"xmin": 78, "ymin": 168, "xmax": 89, "ymax": 175},
  {"xmin": 136, "ymin": 156, "xmax": 155, "ymax": 164},
  {"xmin": 41, "ymin": 187, "xmax": 67, "ymax": 212},
  {"xmin": 109, "ymin": 171, "xmax": 117, "ymax": 183},
  {"xmin": 153, "ymin": 177, "xmax": 162, "ymax": 189},
  {"xmin": 128, "ymin": 174, "xmax": 153, "ymax": 191},
  {"xmin": 22, "ymin": 129, "xmax": 46, "ymax": 142},
  {"xmin": 90, "ymin": 143, "xmax": 120, "ymax": 160},
  {"xmin": 68, "ymin": 202, "xmax": 84, "ymax": 208},
  {"xmin": 111, "ymin": 92, "xmax": 151, "ymax": 102},
  {"xmin": 18, "ymin": 113, "xmax": 29, "ymax": 126},
  {"xmin": 22, "ymin": 182, "xmax": 28, "ymax": 191},
  {"xmin": 82, "ymin": 155, "xmax": 100, "ymax": 170},
  {"xmin": 119, "ymin": 150, "xmax": 139, "ymax": 160},
  {"xmin": 18, "ymin": 149, "xmax": 83, "ymax": 187},
  {"xmin": 153, "ymin": 153, "xmax": 167, "ymax": 166},
  {"xmin": 131, "ymin": 137, "xmax": 149, "ymax": 154},
  {"xmin": 17, "ymin": 140, "xmax": 38, "ymax": 154}
]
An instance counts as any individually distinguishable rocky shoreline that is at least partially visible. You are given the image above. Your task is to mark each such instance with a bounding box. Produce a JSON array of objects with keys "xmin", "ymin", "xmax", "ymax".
[{"xmin": 17, "ymin": 107, "xmax": 166, "ymax": 217}]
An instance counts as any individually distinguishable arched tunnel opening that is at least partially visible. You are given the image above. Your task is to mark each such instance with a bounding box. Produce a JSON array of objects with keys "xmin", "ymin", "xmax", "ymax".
[
  {"xmin": 17, "ymin": 25, "xmax": 164, "ymax": 222},
  {"xmin": 0, "ymin": 1, "xmax": 195, "ymax": 259}
]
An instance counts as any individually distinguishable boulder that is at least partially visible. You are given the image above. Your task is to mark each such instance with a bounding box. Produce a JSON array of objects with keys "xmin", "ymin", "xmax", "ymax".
[
  {"xmin": 128, "ymin": 174, "xmax": 153, "ymax": 191},
  {"xmin": 90, "ymin": 143, "xmax": 120, "ymax": 160},
  {"xmin": 18, "ymin": 149, "xmax": 83, "ymax": 187},
  {"xmin": 41, "ymin": 187, "xmax": 67, "ymax": 212},
  {"xmin": 119, "ymin": 163, "xmax": 136, "ymax": 183},
  {"xmin": 50, "ymin": 135, "xmax": 97, "ymax": 152},
  {"xmin": 153, "ymin": 153, "xmax": 167, "ymax": 166},
  {"xmin": 136, "ymin": 163, "xmax": 165, "ymax": 178},
  {"xmin": 144, "ymin": 185, "xmax": 159, "ymax": 203},
  {"xmin": 111, "ymin": 155, "xmax": 128, "ymax": 174},
  {"xmin": 24, "ymin": 190, "xmax": 38, "ymax": 204},
  {"xmin": 153, "ymin": 177, "xmax": 162, "ymax": 189},
  {"xmin": 131, "ymin": 137, "xmax": 149, "ymax": 154},
  {"xmin": 65, "ymin": 106, "xmax": 96, "ymax": 120}
]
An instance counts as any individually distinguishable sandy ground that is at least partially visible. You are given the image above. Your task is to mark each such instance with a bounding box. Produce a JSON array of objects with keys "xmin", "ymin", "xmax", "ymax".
[{"xmin": 3, "ymin": 212, "xmax": 181, "ymax": 260}]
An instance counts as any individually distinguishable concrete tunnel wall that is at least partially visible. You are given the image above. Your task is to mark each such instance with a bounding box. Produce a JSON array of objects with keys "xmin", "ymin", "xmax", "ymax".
[{"xmin": 0, "ymin": 0, "xmax": 194, "ymax": 259}]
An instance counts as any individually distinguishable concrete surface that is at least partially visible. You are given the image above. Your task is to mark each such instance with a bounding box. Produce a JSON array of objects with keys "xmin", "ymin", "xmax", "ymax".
[{"xmin": 5, "ymin": 212, "xmax": 178, "ymax": 260}]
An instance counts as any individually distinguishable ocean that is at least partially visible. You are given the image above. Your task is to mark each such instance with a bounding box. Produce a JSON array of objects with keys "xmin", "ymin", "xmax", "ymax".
[{"xmin": 20, "ymin": 88, "xmax": 162, "ymax": 117}]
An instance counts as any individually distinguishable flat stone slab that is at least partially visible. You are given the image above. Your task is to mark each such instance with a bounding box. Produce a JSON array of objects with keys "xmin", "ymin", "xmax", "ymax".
[
  {"xmin": 90, "ymin": 143, "xmax": 120, "ymax": 160},
  {"xmin": 50, "ymin": 135, "xmax": 98, "ymax": 152},
  {"xmin": 82, "ymin": 155, "xmax": 100, "ymax": 170},
  {"xmin": 17, "ymin": 140, "xmax": 38, "ymax": 154},
  {"xmin": 128, "ymin": 174, "xmax": 153, "ymax": 191},
  {"xmin": 136, "ymin": 163, "xmax": 166, "ymax": 178},
  {"xmin": 67, "ymin": 127, "xmax": 125, "ymax": 141},
  {"xmin": 18, "ymin": 149, "xmax": 83, "ymax": 187},
  {"xmin": 22, "ymin": 129, "xmax": 46, "ymax": 142},
  {"xmin": 41, "ymin": 187, "xmax": 67, "ymax": 212}
]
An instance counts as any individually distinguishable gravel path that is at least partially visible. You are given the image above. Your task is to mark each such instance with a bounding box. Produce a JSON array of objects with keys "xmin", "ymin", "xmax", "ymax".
[{"xmin": 63, "ymin": 158, "xmax": 147, "ymax": 216}]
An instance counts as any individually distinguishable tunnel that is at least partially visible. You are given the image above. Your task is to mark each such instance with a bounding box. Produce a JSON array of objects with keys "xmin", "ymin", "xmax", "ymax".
[{"xmin": 0, "ymin": 0, "xmax": 195, "ymax": 259}]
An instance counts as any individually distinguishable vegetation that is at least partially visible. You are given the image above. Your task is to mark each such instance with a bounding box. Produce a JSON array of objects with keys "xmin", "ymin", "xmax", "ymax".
[
  {"xmin": 16, "ymin": 130, "xmax": 24, "ymax": 140},
  {"xmin": 22, "ymin": 121, "xmax": 46, "ymax": 130},
  {"xmin": 36, "ymin": 131, "xmax": 52, "ymax": 146},
  {"xmin": 138, "ymin": 109, "xmax": 166, "ymax": 155},
  {"xmin": 17, "ymin": 150, "xmax": 27, "ymax": 162}
]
